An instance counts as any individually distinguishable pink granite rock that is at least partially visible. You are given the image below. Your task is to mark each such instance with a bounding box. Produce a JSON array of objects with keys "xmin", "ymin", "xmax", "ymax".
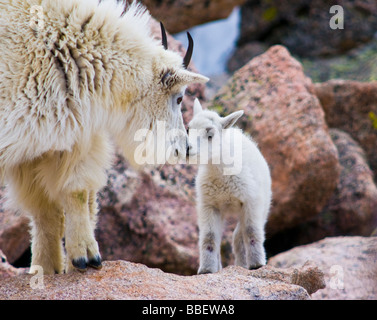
[
  {"xmin": 142, "ymin": 0, "xmax": 246, "ymax": 34},
  {"xmin": 315, "ymin": 79, "xmax": 377, "ymax": 180},
  {"xmin": 0, "ymin": 260, "xmax": 324, "ymax": 300},
  {"xmin": 0, "ymin": 249, "xmax": 27, "ymax": 279},
  {"xmin": 268, "ymin": 236, "xmax": 377, "ymax": 299}
]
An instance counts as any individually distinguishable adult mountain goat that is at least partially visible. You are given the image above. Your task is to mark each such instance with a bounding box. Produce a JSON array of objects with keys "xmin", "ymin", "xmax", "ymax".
[{"xmin": 0, "ymin": 0, "xmax": 208, "ymax": 274}]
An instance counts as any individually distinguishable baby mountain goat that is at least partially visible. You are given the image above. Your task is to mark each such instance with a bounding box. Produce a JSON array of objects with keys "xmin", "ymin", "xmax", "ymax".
[
  {"xmin": 0, "ymin": 0, "xmax": 208, "ymax": 274},
  {"xmin": 187, "ymin": 99, "xmax": 272, "ymax": 273}
]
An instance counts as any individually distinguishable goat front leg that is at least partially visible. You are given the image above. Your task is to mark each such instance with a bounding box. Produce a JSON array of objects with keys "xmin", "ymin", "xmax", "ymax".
[
  {"xmin": 197, "ymin": 205, "xmax": 223, "ymax": 274},
  {"xmin": 87, "ymin": 189, "xmax": 102, "ymax": 269},
  {"xmin": 63, "ymin": 190, "xmax": 101, "ymax": 272}
]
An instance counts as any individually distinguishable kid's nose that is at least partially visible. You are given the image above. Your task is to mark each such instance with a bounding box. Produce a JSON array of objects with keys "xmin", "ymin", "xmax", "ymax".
[{"xmin": 186, "ymin": 143, "xmax": 192, "ymax": 156}]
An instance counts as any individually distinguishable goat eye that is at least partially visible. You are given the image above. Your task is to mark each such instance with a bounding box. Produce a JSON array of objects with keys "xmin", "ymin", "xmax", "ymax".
[
  {"xmin": 177, "ymin": 97, "xmax": 183, "ymax": 105},
  {"xmin": 206, "ymin": 128, "xmax": 214, "ymax": 140},
  {"xmin": 161, "ymin": 71, "xmax": 171, "ymax": 85}
]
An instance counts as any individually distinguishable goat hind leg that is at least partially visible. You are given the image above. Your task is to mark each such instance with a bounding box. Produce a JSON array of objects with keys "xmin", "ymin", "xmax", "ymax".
[
  {"xmin": 232, "ymin": 222, "xmax": 247, "ymax": 268},
  {"xmin": 8, "ymin": 166, "xmax": 65, "ymax": 275},
  {"xmin": 29, "ymin": 200, "xmax": 65, "ymax": 275},
  {"xmin": 241, "ymin": 203, "xmax": 267, "ymax": 269}
]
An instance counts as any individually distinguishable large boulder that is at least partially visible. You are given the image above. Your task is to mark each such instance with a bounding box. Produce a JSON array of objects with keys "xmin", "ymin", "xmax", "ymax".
[
  {"xmin": 228, "ymin": 0, "xmax": 377, "ymax": 72},
  {"xmin": 268, "ymin": 236, "xmax": 377, "ymax": 299},
  {"xmin": 315, "ymin": 79, "xmax": 377, "ymax": 180},
  {"xmin": 315, "ymin": 129, "xmax": 377, "ymax": 237},
  {"xmin": 208, "ymin": 45, "xmax": 340, "ymax": 235},
  {"xmin": 265, "ymin": 129, "xmax": 377, "ymax": 253},
  {"xmin": 0, "ymin": 260, "xmax": 324, "ymax": 299},
  {"xmin": 141, "ymin": 0, "xmax": 246, "ymax": 34},
  {"xmin": 301, "ymin": 39, "xmax": 377, "ymax": 83}
]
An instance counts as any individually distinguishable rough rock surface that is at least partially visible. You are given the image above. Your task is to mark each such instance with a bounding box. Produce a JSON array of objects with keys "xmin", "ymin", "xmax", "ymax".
[
  {"xmin": 227, "ymin": 41, "xmax": 268, "ymax": 73},
  {"xmin": 0, "ymin": 188, "xmax": 30, "ymax": 264},
  {"xmin": 0, "ymin": 249, "xmax": 27, "ymax": 279},
  {"xmin": 268, "ymin": 236, "xmax": 377, "ymax": 300},
  {"xmin": 315, "ymin": 79, "xmax": 377, "ymax": 180},
  {"xmin": 141, "ymin": 0, "xmax": 246, "ymax": 34},
  {"xmin": 0, "ymin": 260, "xmax": 324, "ymax": 300},
  {"xmin": 315, "ymin": 129, "xmax": 377, "ymax": 237},
  {"xmin": 301, "ymin": 39, "xmax": 377, "ymax": 83},
  {"xmin": 209, "ymin": 45, "xmax": 340, "ymax": 235}
]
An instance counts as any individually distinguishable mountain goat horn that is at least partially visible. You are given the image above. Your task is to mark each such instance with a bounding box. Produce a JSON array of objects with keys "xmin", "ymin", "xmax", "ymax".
[
  {"xmin": 160, "ymin": 22, "xmax": 168, "ymax": 50},
  {"xmin": 183, "ymin": 32, "xmax": 193, "ymax": 69},
  {"xmin": 160, "ymin": 22, "xmax": 193, "ymax": 69}
]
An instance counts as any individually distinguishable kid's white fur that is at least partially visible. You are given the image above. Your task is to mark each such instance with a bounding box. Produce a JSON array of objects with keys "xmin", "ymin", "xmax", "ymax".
[
  {"xmin": 0, "ymin": 0, "xmax": 208, "ymax": 274},
  {"xmin": 188, "ymin": 99, "xmax": 271, "ymax": 273}
]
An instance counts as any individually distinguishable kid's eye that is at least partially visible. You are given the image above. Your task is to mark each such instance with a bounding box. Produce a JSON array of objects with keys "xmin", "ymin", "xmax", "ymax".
[
  {"xmin": 206, "ymin": 127, "xmax": 214, "ymax": 140},
  {"xmin": 177, "ymin": 97, "xmax": 183, "ymax": 105}
]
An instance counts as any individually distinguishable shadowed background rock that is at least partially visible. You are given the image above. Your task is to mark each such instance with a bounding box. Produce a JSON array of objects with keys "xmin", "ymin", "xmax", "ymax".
[{"xmin": 140, "ymin": 0, "xmax": 247, "ymax": 33}]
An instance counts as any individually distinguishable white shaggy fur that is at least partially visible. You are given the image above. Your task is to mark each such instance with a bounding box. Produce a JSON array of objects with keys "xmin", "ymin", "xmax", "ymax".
[
  {"xmin": 187, "ymin": 99, "xmax": 271, "ymax": 274},
  {"xmin": 0, "ymin": 0, "xmax": 208, "ymax": 274}
]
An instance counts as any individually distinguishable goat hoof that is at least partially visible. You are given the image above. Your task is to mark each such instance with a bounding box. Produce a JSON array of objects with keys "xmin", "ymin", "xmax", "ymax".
[
  {"xmin": 72, "ymin": 257, "xmax": 87, "ymax": 272},
  {"xmin": 88, "ymin": 255, "xmax": 102, "ymax": 269},
  {"xmin": 197, "ymin": 268, "xmax": 213, "ymax": 275},
  {"xmin": 249, "ymin": 264, "xmax": 263, "ymax": 270}
]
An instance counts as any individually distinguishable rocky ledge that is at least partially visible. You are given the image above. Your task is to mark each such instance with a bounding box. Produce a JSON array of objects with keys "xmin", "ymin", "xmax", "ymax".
[{"xmin": 0, "ymin": 259, "xmax": 324, "ymax": 300}]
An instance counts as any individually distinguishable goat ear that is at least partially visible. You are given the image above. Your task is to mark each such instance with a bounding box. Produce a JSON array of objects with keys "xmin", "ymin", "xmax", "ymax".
[
  {"xmin": 161, "ymin": 70, "xmax": 208, "ymax": 90},
  {"xmin": 174, "ymin": 69, "xmax": 209, "ymax": 87},
  {"xmin": 193, "ymin": 98, "xmax": 203, "ymax": 116},
  {"xmin": 221, "ymin": 110, "xmax": 244, "ymax": 129}
]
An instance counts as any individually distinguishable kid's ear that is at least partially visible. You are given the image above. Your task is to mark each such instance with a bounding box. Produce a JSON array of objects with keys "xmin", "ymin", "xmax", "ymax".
[
  {"xmin": 221, "ymin": 110, "xmax": 244, "ymax": 129},
  {"xmin": 193, "ymin": 98, "xmax": 203, "ymax": 116}
]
